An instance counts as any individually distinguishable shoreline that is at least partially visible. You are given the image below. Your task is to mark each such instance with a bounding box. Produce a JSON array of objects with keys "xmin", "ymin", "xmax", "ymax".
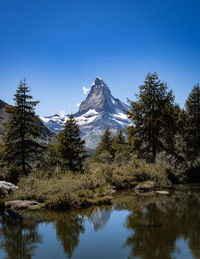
[{"xmin": 1, "ymin": 183, "xmax": 192, "ymax": 213}]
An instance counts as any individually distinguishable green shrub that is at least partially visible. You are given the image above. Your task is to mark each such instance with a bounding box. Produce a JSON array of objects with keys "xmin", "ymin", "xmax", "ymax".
[
  {"xmin": 111, "ymin": 167, "xmax": 137, "ymax": 189},
  {"xmin": 0, "ymin": 188, "xmax": 8, "ymax": 198},
  {"xmin": 0, "ymin": 165, "xmax": 20, "ymax": 184},
  {"xmin": 109, "ymin": 164, "xmax": 169, "ymax": 190}
]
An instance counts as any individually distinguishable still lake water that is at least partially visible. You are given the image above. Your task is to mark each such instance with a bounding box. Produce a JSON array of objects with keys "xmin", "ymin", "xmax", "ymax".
[{"xmin": 0, "ymin": 184, "xmax": 200, "ymax": 259}]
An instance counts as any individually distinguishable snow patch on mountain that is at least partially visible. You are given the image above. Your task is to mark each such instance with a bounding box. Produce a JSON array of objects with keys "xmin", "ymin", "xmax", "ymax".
[
  {"xmin": 76, "ymin": 109, "xmax": 99, "ymax": 125},
  {"xmin": 39, "ymin": 114, "xmax": 69, "ymax": 133}
]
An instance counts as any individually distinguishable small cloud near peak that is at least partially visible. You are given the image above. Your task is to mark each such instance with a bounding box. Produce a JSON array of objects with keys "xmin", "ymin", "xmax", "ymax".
[{"xmin": 83, "ymin": 86, "xmax": 90, "ymax": 94}]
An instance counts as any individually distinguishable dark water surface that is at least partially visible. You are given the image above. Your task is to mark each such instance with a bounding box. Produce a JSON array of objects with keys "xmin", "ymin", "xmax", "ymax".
[{"xmin": 1, "ymin": 184, "xmax": 200, "ymax": 259}]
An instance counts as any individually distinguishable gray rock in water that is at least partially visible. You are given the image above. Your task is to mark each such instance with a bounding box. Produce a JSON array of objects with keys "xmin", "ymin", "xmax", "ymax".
[
  {"xmin": 0, "ymin": 181, "xmax": 18, "ymax": 191},
  {"xmin": 5, "ymin": 200, "xmax": 42, "ymax": 210}
]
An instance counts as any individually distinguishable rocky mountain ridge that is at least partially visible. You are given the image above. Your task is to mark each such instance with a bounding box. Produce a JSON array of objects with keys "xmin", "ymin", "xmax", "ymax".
[{"xmin": 40, "ymin": 77, "xmax": 131, "ymax": 149}]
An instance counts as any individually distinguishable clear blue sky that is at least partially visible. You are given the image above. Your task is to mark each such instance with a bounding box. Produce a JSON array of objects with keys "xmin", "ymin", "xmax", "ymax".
[{"xmin": 1, "ymin": 0, "xmax": 200, "ymax": 116}]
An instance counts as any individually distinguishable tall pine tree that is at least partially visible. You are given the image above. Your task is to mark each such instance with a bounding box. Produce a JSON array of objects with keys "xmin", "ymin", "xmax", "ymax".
[
  {"xmin": 127, "ymin": 73, "xmax": 176, "ymax": 162},
  {"xmin": 2, "ymin": 79, "xmax": 44, "ymax": 176},
  {"xmin": 113, "ymin": 129, "xmax": 126, "ymax": 145},
  {"xmin": 93, "ymin": 128, "xmax": 114, "ymax": 162},
  {"xmin": 112, "ymin": 129, "xmax": 126, "ymax": 153},
  {"xmin": 185, "ymin": 84, "xmax": 200, "ymax": 155},
  {"xmin": 56, "ymin": 115, "xmax": 87, "ymax": 171}
]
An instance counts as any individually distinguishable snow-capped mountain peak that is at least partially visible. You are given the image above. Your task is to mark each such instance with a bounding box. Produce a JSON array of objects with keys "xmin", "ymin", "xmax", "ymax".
[
  {"xmin": 40, "ymin": 78, "xmax": 131, "ymax": 148},
  {"xmin": 77, "ymin": 77, "xmax": 129, "ymax": 115}
]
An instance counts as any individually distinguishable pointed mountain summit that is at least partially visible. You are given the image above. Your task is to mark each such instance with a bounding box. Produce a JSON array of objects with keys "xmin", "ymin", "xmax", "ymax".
[
  {"xmin": 40, "ymin": 78, "xmax": 131, "ymax": 149},
  {"xmin": 77, "ymin": 77, "xmax": 128, "ymax": 115}
]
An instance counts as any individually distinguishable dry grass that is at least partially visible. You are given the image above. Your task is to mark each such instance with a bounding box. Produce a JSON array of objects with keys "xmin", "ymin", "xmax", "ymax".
[
  {"xmin": 5, "ymin": 159, "xmax": 171, "ymax": 210},
  {"xmin": 11, "ymin": 168, "xmax": 112, "ymax": 210}
]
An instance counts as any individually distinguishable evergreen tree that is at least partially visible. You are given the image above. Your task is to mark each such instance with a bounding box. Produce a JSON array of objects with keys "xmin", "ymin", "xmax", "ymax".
[
  {"xmin": 56, "ymin": 115, "xmax": 87, "ymax": 171},
  {"xmin": 113, "ymin": 129, "xmax": 126, "ymax": 145},
  {"xmin": 93, "ymin": 128, "xmax": 114, "ymax": 162},
  {"xmin": 112, "ymin": 129, "xmax": 126, "ymax": 153},
  {"xmin": 127, "ymin": 73, "xmax": 176, "ymax": 162},
  {"xmin": 185, "ymin": 84, "xmax": 200, "ymax": 155},
  {"xmin": 126, "ymin": 126, "xmax": 141, "ymax": 151},
  {"xmin": 2, "ymin": 79, "xmax": 44, "ymax": 176},
  {"xmin": 112, "ymin": 129, "xmax": 132, "ymax": 166}
]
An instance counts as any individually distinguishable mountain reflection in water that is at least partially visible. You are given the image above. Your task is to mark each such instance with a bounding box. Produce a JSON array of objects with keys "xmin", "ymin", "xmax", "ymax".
[
  {"xmin": 90, "ymin": 207, "xmax": 112, "ymax": 232},
  {"xmin": 0, "ymin": 184, "xmax": 200, "ymax": 259}
]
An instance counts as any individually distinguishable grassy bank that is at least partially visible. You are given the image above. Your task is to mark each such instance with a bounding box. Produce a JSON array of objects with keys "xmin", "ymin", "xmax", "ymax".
[
  {"xmin": 9, "ymin": 168, "xmax": 112, "ymax": 210},
  {"xmin": 2, "ymin": 160, "xmax": 172, "ymax": 210}
]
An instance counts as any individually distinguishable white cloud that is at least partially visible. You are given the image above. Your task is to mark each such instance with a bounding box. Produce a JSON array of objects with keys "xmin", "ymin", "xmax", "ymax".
[
  {"xmin": 76, "ymin": 103, "xmax": 80, "ymax": 107},
  {"xmin": 83, "ymin": 86, "xmax": 90, "ymax": 94},
  {"xmin": 59, "ymin": 110, "xmax": 66, "ymax": 116}
]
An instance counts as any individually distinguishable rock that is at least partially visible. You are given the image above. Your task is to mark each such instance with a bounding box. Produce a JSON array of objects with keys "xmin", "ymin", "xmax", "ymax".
[
  {"xmin": 156, "ymin": 191, "xmax": 169, "ymax": 195},
  {"xmin": 134, "ymin": 189, "xmax": 155, "ymax": 196},
  {"xmin": 134, "ymin": 181, "xmax": 155, "ymax": 191},
  {"xmin": 0, "ymin": 181, "xmax": 18, "ymax": 192},
  {"xmin": 5, "ymin": 200, "xmax": 43, "ymax": 210}
]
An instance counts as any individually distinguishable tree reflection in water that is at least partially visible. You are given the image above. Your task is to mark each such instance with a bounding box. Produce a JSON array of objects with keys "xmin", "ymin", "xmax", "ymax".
[
  {"xmin": 115, "ymin": 185, "xmax": 200, "ymax": 259},
  {"xmin": 0, "ymin": 211, "xmax": 42, "ymax": 259},
  {"xmin": 54, "ymin": 212, "xmax": 85, "ymax": 258},
  {"xmin": 53, "ymin": 207, "xmax": 112, "ymax": 257}
]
